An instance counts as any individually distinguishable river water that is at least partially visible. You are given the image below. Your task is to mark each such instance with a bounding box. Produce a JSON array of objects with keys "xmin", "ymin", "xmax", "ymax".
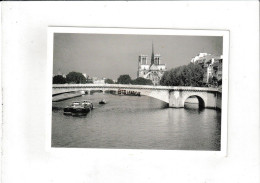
[{"xmin": 52, "ymin": 93, "xmax": 221, "ymax": 150}]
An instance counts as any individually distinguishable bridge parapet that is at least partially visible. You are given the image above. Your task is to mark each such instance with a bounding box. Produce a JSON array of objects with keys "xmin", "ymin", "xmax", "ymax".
[{"xmin": 52, "ymin": 84, "xmax": 219, "ymax": 92}]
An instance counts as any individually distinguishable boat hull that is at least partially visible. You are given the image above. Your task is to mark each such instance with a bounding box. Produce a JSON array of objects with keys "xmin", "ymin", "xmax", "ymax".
[{"xmin": 63, "ymin": 106, "xmax": 91, "ymax": 115}]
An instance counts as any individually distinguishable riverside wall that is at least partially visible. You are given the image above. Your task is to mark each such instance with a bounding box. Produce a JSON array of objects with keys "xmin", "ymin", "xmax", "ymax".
[
  {"xmin": 52, "ymin": 91, "xmax": 84, "ymax": 102},
  {"xmin": 216, "ymin": 92, "xmax": 222, "ymax": 110}
]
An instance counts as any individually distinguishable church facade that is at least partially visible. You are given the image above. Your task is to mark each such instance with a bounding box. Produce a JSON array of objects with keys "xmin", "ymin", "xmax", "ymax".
[{"xmin": 137, "ymin": 45, "xmax": 167, "ymax": 85}]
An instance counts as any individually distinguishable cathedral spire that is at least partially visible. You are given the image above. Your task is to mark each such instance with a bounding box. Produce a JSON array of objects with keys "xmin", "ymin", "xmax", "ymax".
[{"xmin": 151, "ymin": 42, "xmax": 155, "ymax": 65}]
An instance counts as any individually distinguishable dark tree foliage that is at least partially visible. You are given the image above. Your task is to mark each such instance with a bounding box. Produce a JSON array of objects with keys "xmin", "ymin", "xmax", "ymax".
[
  {"xmin": 86, "ymin": 79, "xmax": 93, "ymax": 84},
  {"xmin": 105, "ymin": 78, "xmax": 114, "ymax": 84},
  {"xmin": 218, "ymin": 79, "xmax": 222, "ymax": 86},
  {"xmin": 131, "ymin": 77, "xmax": 153, "ymax": 85},
  {"xmin": 53, "ymin": 75, "xmax": 66, "ymax": 84},
  {"xmin": 117, "ymin": 75, "xmax": 132, "ymax": 84},
  {"xmin": 160, "ymin": 63, "xmax": 204, "ymax": 87},
  {"xmin": 66, "ymin": 72, "xmax": 86, "ymax": 84},
  {"xmin": 208, "ymin": 76, "xmax": 218, "ymax": 87},
  {"xmin": 86, "ymin": 76, "xmax": 93, "ymax": 83}
]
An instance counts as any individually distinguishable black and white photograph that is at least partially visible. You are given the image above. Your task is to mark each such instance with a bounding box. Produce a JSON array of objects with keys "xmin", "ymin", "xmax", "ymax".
[
  {"xmin": 50, "ymin": 28, "xmax": 228, "ymax": 151},
  {"xmin": 2, "ymin": 2, "xmax": 259, "ymax": 183}
]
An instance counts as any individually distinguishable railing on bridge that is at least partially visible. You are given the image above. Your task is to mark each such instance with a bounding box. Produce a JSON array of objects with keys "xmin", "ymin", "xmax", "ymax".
[{"xmin": 52, "ymin": 84, "xmax": 219, "ymax": 92}]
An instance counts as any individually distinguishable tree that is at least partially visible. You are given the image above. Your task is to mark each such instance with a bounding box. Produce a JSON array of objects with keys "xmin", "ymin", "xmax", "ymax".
[
  {"xmin": 66, "ymin": 72, "xmax": 86, "ymax": 84},
  {"xmin": 105, "ymin": 78, "xmax": 114, "ymax": 84},
  {"xmin": 160, "ymin": 63, "xmax": 204, "ymax": 87},
  {"xmin": 209, "ymin": 76, "xmax": 218, "ymax": 87},
  {"xmin": 188, "ymin": 63, "xmax": 204, "ymax": 87},
  {"xmin": 86, "ymin": 76, "xmax": 93, "ymax": 83},
  {"xmin": 53, "ymin": 75, "xmax": 66, "ymax": 84},
  {"xmin": 131, "ymin": 77, "xmax": 153, "ymax": 85},
  {"xmin": 86, "ymin": 79, "xmax": 93, "ymax": 84},
  {"xmin": 117, "ymin": 75, "xmax": 132, "ymax": 84},
  {"xmin": 218, "ymin": 79, "xmax": 222, "ymax": 86}
]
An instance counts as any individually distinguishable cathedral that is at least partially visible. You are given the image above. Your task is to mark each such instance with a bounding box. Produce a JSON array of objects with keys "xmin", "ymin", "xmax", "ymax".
[{"xmin": 137, "ymin": 44, "xmax": 167, "ymax": 85}]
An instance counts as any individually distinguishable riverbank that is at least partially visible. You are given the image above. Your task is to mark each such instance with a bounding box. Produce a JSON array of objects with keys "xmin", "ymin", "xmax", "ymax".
[{"xmin": 52, "ymin": 92, "xmax": 83, "ymax": 102}]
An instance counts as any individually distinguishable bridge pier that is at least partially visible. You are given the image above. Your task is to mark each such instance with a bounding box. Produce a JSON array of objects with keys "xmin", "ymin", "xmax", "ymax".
[
  {"xmin": 169, "ymin": 91, "xmax": 184, "ymax": 108},
  {"xmin": 204, "ymin": 92, "xmax": 217, "ymax": 109}
]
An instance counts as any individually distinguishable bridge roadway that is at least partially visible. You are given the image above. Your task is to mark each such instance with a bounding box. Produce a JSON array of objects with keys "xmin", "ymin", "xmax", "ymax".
[{"xmin": 53, "ymin": 84, "xmax": 221, "ymax": 109}]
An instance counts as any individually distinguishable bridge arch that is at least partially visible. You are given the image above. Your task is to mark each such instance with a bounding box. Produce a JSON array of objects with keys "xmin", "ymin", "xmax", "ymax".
[
  {"xmin": 52, "ymin": 87, "xmax": 169, "ymax": 103},
  {"xmin": 184, "ymin": 95, "xmax": 205, "ymax": 108}
]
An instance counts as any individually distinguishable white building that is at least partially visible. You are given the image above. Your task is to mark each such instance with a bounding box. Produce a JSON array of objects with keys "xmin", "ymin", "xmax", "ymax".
[
  {"xmin": 190, "ymin": 53, "xmax": 211, "ymax": 64},
  {"xmin": 92, "ymin": 77, "xmax": 106, "ymax": 84},
  {"xmin": 191, "ymin": 53, "xmax": 223, "ymax": 84}
]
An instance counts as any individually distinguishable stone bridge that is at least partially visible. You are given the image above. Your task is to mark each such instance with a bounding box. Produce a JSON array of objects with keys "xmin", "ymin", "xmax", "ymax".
[{"xmin": 53, "ymin": 84, "xmax": 221, "ymax": 109}]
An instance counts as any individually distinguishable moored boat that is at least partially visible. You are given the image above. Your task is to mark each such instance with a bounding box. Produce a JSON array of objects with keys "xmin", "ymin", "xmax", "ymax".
[
  {"xmin": 118, "ymin": 89, "xmax": 141, "ymax": 96},
  {"xmin": 63, "ymin": 102, "xmax": 81, "ymax": 115},
  {"xmin": 63, "ymin": 101, "xmax": 93, "ymax": 115},
  {"xmin": 82, "ymin": 100, "xmax": 94, "ymax": 109},
  {"xmin": 71, "ymin": 106, "xmax": 90, "ymax": 116}
]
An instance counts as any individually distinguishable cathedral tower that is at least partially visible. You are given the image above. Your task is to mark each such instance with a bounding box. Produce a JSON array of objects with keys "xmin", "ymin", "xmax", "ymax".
[
  {"xmin": 137, "ymin": 42, "xmax": 166, "ymax": 85},
  {"xmin": 139, "ymin": 55, "xmax": 148, "ymax": 65}
]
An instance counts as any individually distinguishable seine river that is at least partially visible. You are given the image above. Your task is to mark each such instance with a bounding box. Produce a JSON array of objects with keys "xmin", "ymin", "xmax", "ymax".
[{"xmin": 52, "ymin": 93, "xmax": 221, "ymax": 150}]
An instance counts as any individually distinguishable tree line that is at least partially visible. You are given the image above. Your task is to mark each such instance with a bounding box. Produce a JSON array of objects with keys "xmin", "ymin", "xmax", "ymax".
[
  {"xmin": 53, "ymin": 72, "xmax": 153, "ymax": 85},
  {"xmin": 160, "ymin": 63, "xmax": 205, "ymax": 87},
  {"xmin": 53, "ymin": 72, "xmax": 87, "ymax": 84},
  {"xmin": 53, "ymin": 65, "xmax": 220, "ymax": 87},
  {"xmin": 117, "ymin": 75, "xmax": 153, "ymax": 85},
  {"xmin": 160, "ymin": 63, "xmax": 222, "ymax": 87}
]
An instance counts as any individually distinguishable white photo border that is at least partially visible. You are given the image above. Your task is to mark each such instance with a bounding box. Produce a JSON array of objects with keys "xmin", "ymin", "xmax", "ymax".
[{"xmin": 46, "ymin": 27, "xmax": 229, "ymax": 157}]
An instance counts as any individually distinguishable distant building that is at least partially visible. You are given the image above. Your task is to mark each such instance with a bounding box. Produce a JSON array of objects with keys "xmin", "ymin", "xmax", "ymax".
[
  {"xmin": 191, "ymin": 53, "xmax": 223, "ymax": 84},
  {"xmin": 191, "ymin": 53, "xmax": 210, "ymax": 64},
  {"xmin": 92, "ymin": 77, "xmax": 106, "ymax": 84},
  {"xmin": 137, "ymin": 44, "xmax": 167, "ymax": 85}
]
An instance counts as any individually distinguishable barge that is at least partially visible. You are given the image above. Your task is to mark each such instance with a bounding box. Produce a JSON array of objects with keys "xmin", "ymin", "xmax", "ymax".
[{"xmin": 63, "ymin": 101, "xmax": 93, "ymax": 116}]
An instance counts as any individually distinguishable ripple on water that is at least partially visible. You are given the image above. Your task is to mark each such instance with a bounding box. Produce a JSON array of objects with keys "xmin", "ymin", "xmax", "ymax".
[{"xmin": 51, "ymin": 93, "xmax": 221, "ymax": 150}]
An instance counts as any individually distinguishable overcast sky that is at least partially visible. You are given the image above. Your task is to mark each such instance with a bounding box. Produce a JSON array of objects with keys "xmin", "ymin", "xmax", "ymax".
[{"xmin": 53, "ymin": 33, "xmax": 223, "ymax": 80}]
